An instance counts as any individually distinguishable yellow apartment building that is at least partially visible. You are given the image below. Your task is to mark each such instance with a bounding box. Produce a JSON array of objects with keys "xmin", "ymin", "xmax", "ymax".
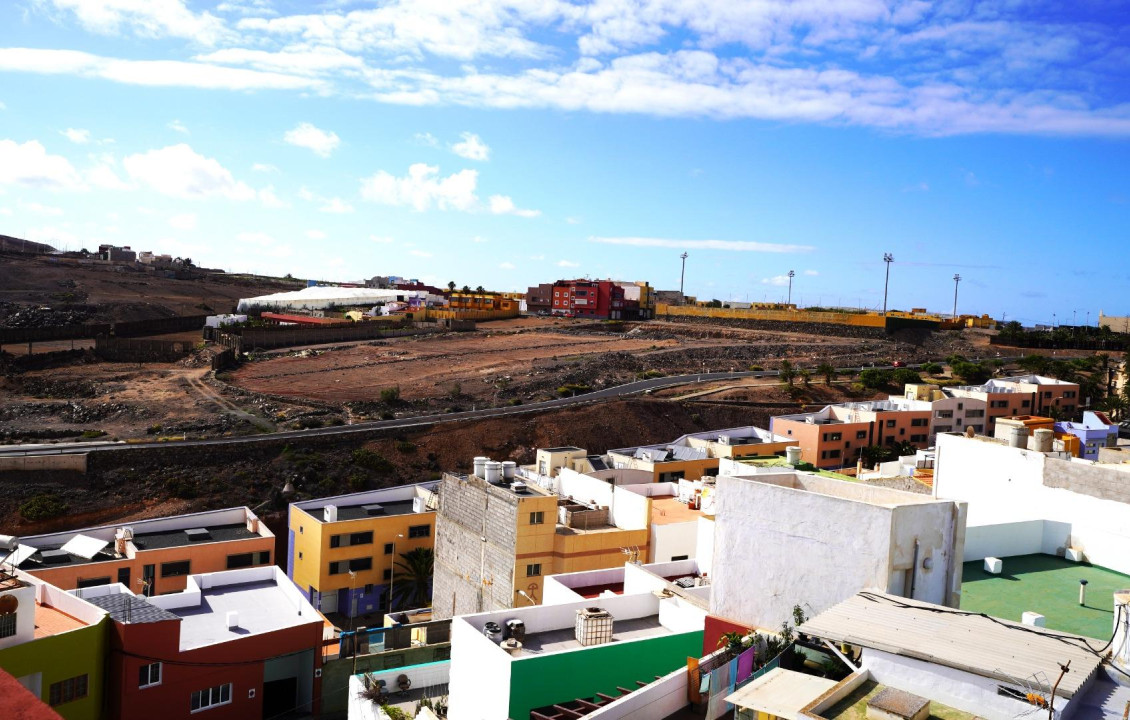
[{"xmin": 287, "ymin": 482, "xmax": 438, "ymax": 618}]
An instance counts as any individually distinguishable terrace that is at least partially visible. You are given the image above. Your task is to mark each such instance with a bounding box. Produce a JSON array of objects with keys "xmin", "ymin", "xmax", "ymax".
[
  {"xmin": 960, "ymin": 554, "xmax": 1130, "ymax": 640},
  {"xmin": 821, "ymin": 680, "xmax": 976, "ymax": 720}
]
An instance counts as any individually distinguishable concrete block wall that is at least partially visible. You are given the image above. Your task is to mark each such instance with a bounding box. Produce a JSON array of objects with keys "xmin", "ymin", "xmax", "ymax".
[{"xmin": 433, "ymin": 473, "xmax": 521, "ymax": 619}]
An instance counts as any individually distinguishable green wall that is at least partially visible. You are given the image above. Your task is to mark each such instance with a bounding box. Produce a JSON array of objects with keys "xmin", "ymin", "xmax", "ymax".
[
  {"xmin": 507, "ymin": 630, "xmax": 703, "ymax": 720},
  {"xmin": 0, "ymin": 619, "xmax": 108, "ymax": 720}
]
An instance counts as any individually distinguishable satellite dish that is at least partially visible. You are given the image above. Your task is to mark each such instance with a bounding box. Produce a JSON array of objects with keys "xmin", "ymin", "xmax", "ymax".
[{"xmin": 0, "ymin": 594, "xmax": 18, "ymax": 615}]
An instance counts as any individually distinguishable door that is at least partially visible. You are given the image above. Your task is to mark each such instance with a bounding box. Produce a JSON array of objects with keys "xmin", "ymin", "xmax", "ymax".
[
  {"xmin": 318, "ymin": 590, "xmax": 338, "ymax": 614},
  {"xmin": 261, "ymin": 678, "xmax": 297, "ymax": 720},
  {"xmin": 142, "ymin": 565, "xmax": 155, "ymax": 596}
]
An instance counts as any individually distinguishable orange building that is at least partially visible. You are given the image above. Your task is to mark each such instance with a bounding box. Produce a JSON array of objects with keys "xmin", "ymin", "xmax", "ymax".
[
  {"xmin": 949, "ymin": 375, "xmax": 1080, "ymax": 433},
  {"xmin": 771, "ymin": 402, "xmax": 932, "ymax": 469},
  {"xmin": 13, "ymin": 507, "xmax": 275, "ymax": 596}
]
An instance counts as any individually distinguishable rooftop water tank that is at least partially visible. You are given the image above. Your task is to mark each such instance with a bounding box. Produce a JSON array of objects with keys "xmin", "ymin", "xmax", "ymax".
[
  {"xmin": 484, "ymin": 461, "xmax": 503, "ymax": 484},
  {"xmin": 473, "ymin": 456, "xmax": 489, "ymax": 478},
  {"xmin": 502, "ymin": 461, "xmax": 517, "ymax": 480},
  {"xmin": 1033, "ymin": 428, "xmax": 1054, "ymax": 452},
  {"xmin": 1008, "ymin": 426, "xmax": 1029, "ymax": 449},
  {"xmin": 786, "ymin": 446, "xmax": 802, "ymax": 466}
]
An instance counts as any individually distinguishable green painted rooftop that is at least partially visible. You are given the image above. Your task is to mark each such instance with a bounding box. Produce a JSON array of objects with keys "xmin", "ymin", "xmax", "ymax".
[
  {"xmin": 960, "ymin": 554, "xmax": 1130, "ymax": 641},
  {"xmin": 822, "ymin": 680, "xmax": 975, "ymax": 720}
]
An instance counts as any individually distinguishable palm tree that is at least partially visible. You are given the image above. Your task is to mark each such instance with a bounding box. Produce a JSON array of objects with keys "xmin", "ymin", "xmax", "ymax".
[
  {"xmin": 390, "ymin": 547, "xmax": 433, "ymax": 611},
  {"xmin": 778, "ymin": 360, "xmax": 796, "ymax": 386},
  {"xmin": 816, "ymin": 362, "xmax": 837, "ymax": 385},
  {"xmin": 447, "ymin": 281, "xmax": 456, "ymax": 292}
]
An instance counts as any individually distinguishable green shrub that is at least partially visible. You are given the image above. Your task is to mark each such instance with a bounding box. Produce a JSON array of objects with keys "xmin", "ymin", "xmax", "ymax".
[
  {"xmin": 891, "ymin": 368, "xmax": 923, "ymax": 386},
  {"xmin": 749, "ymin": 365, "xmax": 764, "ymax": 371},
  {"xmin": 636, "ymin": 369, "xmax": 664, "ymax": 380},
  {"xmin": 352, "ymin": 448, "xmax": 393, "ymax": 473},
  {"xmin": 507, "ymin": 398, "xmax": 523, "ymax": 406},
  {"xmin": 80, "ymin": 429, "xmax": 106, "ymax": 439},
  {"xmin": 556, "ymin": 383, "xmax": 591, "ymax": 396},
  {"xmin": 859, "ymin": 368, "xmax": 892, "ymax": 389},
  {"xmin": 396, "ymin": 440, "xmax": 417, "ymax": 453},
  {"xmin": 146, "ymin": 424, "xmax": 163, "ymax": 435},
  {"xmin": 297, "ymin": 417, "xmax": 323, "ymax": 429},
  {"xmin": 380, "ymin": 411, "xmax": 395, "ymax": 420},
  {"xmin": 20, "ymin": 494, "xmax": 68, "ymax": 521},
  {"xmin": 921, "ymin": 362, "xmax": 943, "ymax": 375},
  {"xmin": 380, "ymin": 386, "xmax": 402, "ymax": 403}
]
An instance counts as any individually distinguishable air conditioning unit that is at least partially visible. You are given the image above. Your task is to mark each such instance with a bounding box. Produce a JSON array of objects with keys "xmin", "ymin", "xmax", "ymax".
[{"xmin": 511, "ymin": 482, "xmax": 528, "ymax": 493}]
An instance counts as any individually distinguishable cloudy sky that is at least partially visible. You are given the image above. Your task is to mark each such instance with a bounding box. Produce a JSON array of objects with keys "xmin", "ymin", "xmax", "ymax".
[{"xmin": 1, "ymin": 0, "xmax": 1128, "ymax": 324}]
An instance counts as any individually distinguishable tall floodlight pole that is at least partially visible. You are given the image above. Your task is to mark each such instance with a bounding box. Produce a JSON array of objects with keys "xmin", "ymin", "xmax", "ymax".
[
  {"xmin": 787, "ymin": 270, "xmax": 796, "ymax": 305},
  {"xmin": 952, "ymin": 274, "xmax": 962, "ymax": 319},
  {"xmin": 882, "ymin": 253, "xmax": 894, "ymax": 315},
  {"xmin": 679, "ymin": 252, "xmax": 688, "ymax": 304}
]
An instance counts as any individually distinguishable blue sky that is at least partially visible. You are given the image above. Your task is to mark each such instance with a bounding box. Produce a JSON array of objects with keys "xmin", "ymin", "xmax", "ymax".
[{"xmin": 1, "ymin": 1, "xmax": 1128, "ymax": 325}]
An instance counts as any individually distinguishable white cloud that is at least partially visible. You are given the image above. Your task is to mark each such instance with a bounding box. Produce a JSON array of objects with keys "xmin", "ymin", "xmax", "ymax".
[
  {"xmin": 306, "ymin": 229, "xmax": 327, "ymax": 240},
  {"xmin": 0, "ymin": 139, "xmax": 85, "ymax": 190},
  {"xmin": 123, "ymin": 144, "xmax": 256, "ymax": 201},
  {"xmin": 472, "ymin": 236, "xmax": 487, "ymax": 243},
  {"xmin": 319, "ymin": 197, "xmax": 354, "ymax": 213},
  {"xmin": 360, "ymin": 163, "xmax": 478, "ymax": 212},
  {"xmin": 0, "ymin": 100, "xmax": 6, "ymax": 110},
  {"xmin": 557, "ymin": 259, "xmax": 579, "ymax": 268},
  {"xmin": 19, "ymin": 200, "xmax": 64, "ymax": 216},
  {"xmin": 451, "ymin": 132, "xmax": 489, "ymax": 161},
  {"xmin": 762, "ymin": 275, "xmax": 791, "ymax": 286},
  {"xmin": 169, "ymin": 212, "xmax": 197, "ymax": 230},
  {"xmin": 258, "ymin": 186, "xmax": 288, "ymax": 208},
  {"xmin": 590, "ymin": 236, "xmax": 814, "ymax": 253},
  {"xmin": 565, "ymin": 217, "xmax": 581, "ymax": 225},
  {"xmin": 252, "ymin": 162, "xmax": 278, "ymax": 173},
  {"xmin": 414, "ymin": 132, "xmax": 439, "ymax": 147},
  {"xmin": 235, "ymin": 231, "xmax": 293, "ymax": 258},
  {"xmin": 283, "ymin": 122, "xmax": 340, "ymax": 157},
  {"xmin": 45, "ymin": 0, "xmax": 229, "ymax": 45},
  {"xmin": 195, "ymin": 46, "xmax": 364, "ymax": 76},
  {"xmin": 488, "ymin": 194, "xmax": 540, "ymax": 218},
  {"xmin": 409, "ymin": 249, "xmax": 433, "ymax": 258},
  {"xmin": 804, "ymin": 269, "xmax": 819, "ymax": 276},
  {"xmin": 84, "ymin": 155, "xmax": 131, "ymax": 190},
  {"xmin": 0, "ymin": 48, "xmax": 324, "ymax": 92},
  {"xmin": 168, "ymin": 119, "xmax": 189, "ymax": 134},
  {"xmin": 0, "ymin": 207, "xmax": 11, "ymax": 215},
  {"xmin": 25, "ymin": 225, "xmax": 79, "ymax": 247},
  {"xmin": 500, "ymin": 261, "xmax": 516, "ymax": 270},
  {"xmin": 61, "ymin": 128, "xmax": 91, "ymax": 144}
]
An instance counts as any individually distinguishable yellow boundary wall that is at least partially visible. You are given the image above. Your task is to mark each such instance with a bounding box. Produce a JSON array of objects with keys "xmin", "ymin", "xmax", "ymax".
[{"xmin": 656, "ymin": 303, "xmax": 889, "ymax": 327}]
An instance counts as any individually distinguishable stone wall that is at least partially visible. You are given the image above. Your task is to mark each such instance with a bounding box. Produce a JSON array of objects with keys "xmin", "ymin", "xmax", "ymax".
[{"xmin": 1043, "ymin": 455, "xmax": 1130, "ymax": 504}]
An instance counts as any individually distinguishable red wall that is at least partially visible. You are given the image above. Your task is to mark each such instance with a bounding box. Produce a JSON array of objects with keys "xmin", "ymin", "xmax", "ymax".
[
  {"xmin": 110, "ymin": 617, "xmax": 324, "ymax": 720},
  {"xmin": 702, "ymin": 614, "xmax": 754, "ymax": 657}
]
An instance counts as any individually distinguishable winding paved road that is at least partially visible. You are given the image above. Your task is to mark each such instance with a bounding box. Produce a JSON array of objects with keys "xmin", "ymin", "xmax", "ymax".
[{"xmin": 0, "ymin": 359, "xmax": 1006, "ymax": 457}]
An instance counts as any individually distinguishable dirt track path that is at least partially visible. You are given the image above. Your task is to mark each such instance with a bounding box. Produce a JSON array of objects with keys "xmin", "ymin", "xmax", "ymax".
[{"xmin": 185, "ymin": 372, "xmax": 275, "ymax": 432}]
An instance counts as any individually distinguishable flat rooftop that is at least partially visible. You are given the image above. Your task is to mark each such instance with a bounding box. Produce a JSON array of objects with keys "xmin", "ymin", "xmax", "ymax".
[
  {"xmin": 34, "ymin": 602, "xmax": 86, "ymax": 638},
  {"xmin": 519, "ymin": 614, "xmax": 669, "ymax": 655},
  {"xmin": 961, "ymin": 554, "xmax": 1130, "ymax": 640},
  {"xmin": 84, "ymin": 593, "xmax": 182, "ymax": 625},
  {"xmin": 332, "ymin": 500, "xmax": 419, "ymax": 521},
  {"xmin": 173, "ymin": 579, "xmax": 317, "ymax": 650},
  {"xmin": 650, "ymin": 496, "xmax": 705, "ymax": 525},
  {"xmin": 18, "ymin": 521, "xmax": 261, "ymax": 570},
  {"xmin": 821, "ymin": 680, "xmax": 975, "ymax": 720}
]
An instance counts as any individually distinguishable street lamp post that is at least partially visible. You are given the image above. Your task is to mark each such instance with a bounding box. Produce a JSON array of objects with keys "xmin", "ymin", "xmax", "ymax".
[
  {"xmin": 952, "ymin": 274, "xmax": 962, "ymax": 319},
  {"xmin": 882, "ymin": 253, "xmax": 894, "ymax": 315},
  {"xmin": 388, "ymin": 533, "xmax": 404, "ymax": 613},
  {"xmin": 679, "ymin": 252, "xmax": 688, "ymax": 304},
  {"xmin": 787, "ymin": 270, "xmax": 795, "ymax": 305}
]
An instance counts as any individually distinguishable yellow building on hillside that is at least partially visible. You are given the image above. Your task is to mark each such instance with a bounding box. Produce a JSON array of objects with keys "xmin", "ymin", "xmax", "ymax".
[
  {"xmin": 606, "ymin": 427, "xmax": 797, "ymax": 483},
  {"xmin": 287, "ymin": 482, "xmax": 438, "ymax": 618}
]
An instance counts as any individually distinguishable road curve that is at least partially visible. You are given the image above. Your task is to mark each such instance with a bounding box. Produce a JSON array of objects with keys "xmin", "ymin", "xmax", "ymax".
[{"xmin": 0, "ymin": 358, "xmax": 1012, "ymax": 457}]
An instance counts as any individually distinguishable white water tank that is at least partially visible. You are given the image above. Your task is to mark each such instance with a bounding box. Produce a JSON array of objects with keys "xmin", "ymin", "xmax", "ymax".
[
  {"xmin": 1033, "ymin": 428, "xmax": 1054, "ymax": 452},
  {"xmin": 473, "ymin": 456, "xmax": 489, "ymax": 478},
  {"xmin": 484, "ymin": 461, "xmax": 503, "ymax": 484},
  {"xmin": 502, "ymin": 461, "xmax": 517, "ymax": 480},
  {"xmin": 323, "ymin": 505, "xmax": 338, "ymax": 522},
  {"xmin": 1008, "ymin": 426, "xmax": 1029, "ymax": 449},
  {"xmin": 786, "ymin": 446, "xmax": 802, "ymax": 466}
]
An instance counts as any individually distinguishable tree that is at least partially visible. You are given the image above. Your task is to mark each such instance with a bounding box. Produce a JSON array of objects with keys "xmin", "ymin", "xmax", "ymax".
[
  {"xmin": 475, "ymin": 285, "xmax": 485, "ymax": 294},
  {"xmin": 447, "ymin": 281, "xmax": 456, "ymax": 292},
  {"xmin": 860, "ymin": 445, "xmax": 893, "ymax": 468},
  {"xmin": 891, "ymin": 368, "xmax": 923, "ymax": 387},
  {"xmin": 816, "ymin": 362, "xmax": 837, "ymax": 385},
  {"xmin": 390, "ymin": 547, "xmax": 434, "ymax": 611},
  {"xmin": 891, "ymin": 440, "xmax": 917, "ymax": 458},
  {"xmin": 461, "ymin": 285, "xmax": 471, "ymax": 293},
  {"xmin": 1018, "ymin": 354, "xmax": 1050, "ymax": 375},
  {"xmin": 951, "ymin": 361, "xmax": 991, "ymax": 384},
  {"xmin": 859, "ymin": 368, "xmax": 892, "ymax": 389},
  {"xmin": 779, "ymin": 360, "xmax": 797, "ymax": 386},
  {"xmin": 799, "ymin": 369, "xmax": 812, "ymax": 387},
  {"xmin": 921, "ymin": 362, "xmax": 943, "ymax": 375}
]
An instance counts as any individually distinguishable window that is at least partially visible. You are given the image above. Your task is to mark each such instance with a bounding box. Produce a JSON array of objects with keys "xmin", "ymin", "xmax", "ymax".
[
  {"xmin": 329, "ymin": 557, "xmax": 372, "ymax": 575},
  {"xmin": 384, "ymin": 543, "xmax": 394, "ymax": 555},
  {"xmin": 1065, "ymin": 391, "xmax": 1076, "ymax": 399},
  {"xmin": 966, "ymin": 409, "xmax": 985, "ymax": 418},
  {"xmin": 139, "ymin": 663, "xmax": 162, "ymax": 689},
  {"xmin": 364, "ymin": 584, "xmax": 374, "ymax": 594},
  {"xmin": 190, "ymin": 683, "xmax": 231, "ymax": 713},
  {"xmin": 828, "ymin": 432, "xmax": 842, "ymax": 441},
  {"xmin": 911, "ymin": 418, "xmax": 927, "ymax": 427},
  {"xmin": 331, "ymin": 531, "xmax": 373, "ymax": 548},
  {"xmin": 1044, "ymin": 391, "xmax": 1053, "ymax": 399},
  {"xmin": 161, "ymin": 561, "xmax": 190, "ymax": 577},
  {"xmin": 226, "ymin": 553, "xmax": 254, "ymax": 569},
  {"xmin": 1021, "ymin": 399, "xmax": 1031, "ymax": 408},
  {"xmin": 856, "ymin": 430, "xmax": 867, "ymax": 439},
  {"xmin": 529, "ymin": 511, "xmax": 545, "ymax": 525},
  {"xmin": 670, "ymin": 555, "xmax": 689, "ymax": 562},
  {"xmin": 936, "ymin": 411, "xmax": 953, "ymax": 419},
  {"xmin": 911, "ymin": 434, "xmax": 927, "ymax": 443},
  {"xmin": 408, "ymin": 525, "xmax": 430, "ymax": 538},
  {"xmin": 383, "ymin": 569, "xmax": 393, "ymax": 581},
  {"xmin": 0, "ymin": 613, "xmax": 16, "ymax": 639},
  {"xmin": 885, "ymin": 419, "xmax": 896, "ymax": 428},
  {"xmin": 77, "ymin": 577, "xmax": 111, "ymax": 589},
  {"xmin": 820, "ymin": 449, "xmax": 841, "ymax": 459},
  {"xmin": 49, "ymin": 675, "xmax": 88, "ymax": 706},
  {"xmin": 258, "ymin": 551, "xmax": 270, "ymax": 565},
  {"xmin": 526, "ymin": 563, "xmax": 542, "ymax": 577}
]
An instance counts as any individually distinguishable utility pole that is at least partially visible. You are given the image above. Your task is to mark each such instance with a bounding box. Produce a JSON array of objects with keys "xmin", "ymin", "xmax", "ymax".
[
  {"xmin": 952, "ymin": 274, "xmax": 962, "ymax": 319},
  {"xmin": 679, "ymin": 252, "xmax": 688, "ymax": 304},
  {"xmin": 787, "ymin": 270, "xmax": 795, "ymax": 306},
  {"xmin": 882, "ymin": 253, "xmax": 894, "ymax": 315}
]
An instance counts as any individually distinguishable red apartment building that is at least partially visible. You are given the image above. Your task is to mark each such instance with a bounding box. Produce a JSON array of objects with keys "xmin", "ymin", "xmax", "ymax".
[
  {"xmin": 551, "ymin": 280, "xmax": 634, "ymax": 319},
  {"xmin": 75, "ymin": 567, "xmax": 324, "ymax": 720}
]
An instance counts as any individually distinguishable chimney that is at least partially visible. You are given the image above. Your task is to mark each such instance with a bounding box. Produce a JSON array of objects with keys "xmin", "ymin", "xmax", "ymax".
[{"xmin": 227, "ymin": 611, "xmax": 239, "ymax": 629}]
